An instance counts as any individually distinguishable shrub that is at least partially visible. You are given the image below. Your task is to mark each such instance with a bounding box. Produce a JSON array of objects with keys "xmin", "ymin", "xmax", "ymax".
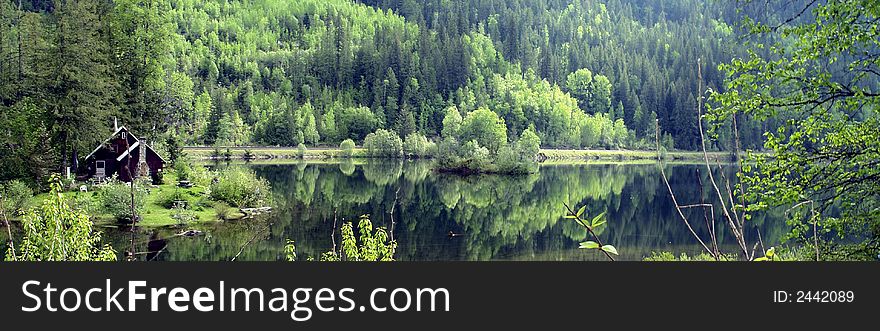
[
  {"xmin": 0, "ymin": 180, "xmax": 33, "ymax": 216},
  {"xmin": 71, "ymin": 191, "xmax": 99, "ymax": 216},
  {"xmin": 403, "ymin": 132, "xmax": 431, "ymax": 158},
  {"xmin": 339, "ymin": 139, "xmax": 355, "ymax": 157},
  {"xmin": 437, "ymin": 139, "xmax": 492, "ymax": 173},
  {"xmin": 496, "ymin": 128, "xmax": 542, "ymax": 174},
  {"xmin": 8, "ymin": 178, "xmax": 116, "ymax": 261},
  {"xmin": 156, "ymin": 188, "xmax": 196, "ymax": 209},
  {"xmin": 173, "ymin": 159, "xmax": 193, "ymax": 181},
  {"xmin": 495, "ymin": 145, "xmax": 531, "ymax": 174},
  {"xmin": 363, "ymin": 129, "xmax": 403, "ymax": 158},
  {"xmin": 320, "ymin": 215, "xmax": 396, "ymax": 261},
  {"xmin": 209, "ymin": 167, "xmax": 272, "ymax": 208},
  {"xmin": 213, "ymin": 201, "xmax": 238, "ymax": 220},
  {"xmin": 97, "ymin": 177, "xmax": 149, "ymax": 222},
  {"xmin": 171, "ymin": 202, "xmax": 196, "ymax": 225},
  {"xmin": 436, "ymin": 137, "xmax": 461, "ymax": 169},
  {"xmin": 297, "ymin": 143, "xmax": 306, "ymax": 158}
]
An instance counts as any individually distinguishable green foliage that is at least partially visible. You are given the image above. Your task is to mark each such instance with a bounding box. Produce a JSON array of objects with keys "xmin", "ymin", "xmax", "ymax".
[
  {"xmin": 216, "ymin": 111, "xmax": 251, "ymax": 146},
  {"xmin": 643, "ymin": 252, "xmax": 735, "ymax": 262},
  {"xmin": 156, "ymin": 188, "xmax": 196, "ymax": 209},
  {"xmin": 1, "ymin": 0, "xmax": 773, "ymax": 190},
  {"xmin": 438, "ymin": 107, "xmax": 539, "ymax": 174},
  {"xmin": 0, "ymin": 180, "xmax": 33, "ymax": 216},
  {"xmin": 403, "ymin": 132, "xmax": 435, "ymax": 158},
  {"xmin": 495, "ymin": 128, "xmax": 542, "ymax": 174},
  {"xmin": 0, "ymin": 102, "xmax": 55, "ymax": 185},
  {"xmin": 754, "ymin": 247, "xmax": 776, "ymax": 262},
  {"xmin": 165, "ymin": 133, "xmax": 184, "ymax": 166},
  {"xmin": 97, "ymin": 177, "xmax": 148, "ymax": 222},
  {"xmin": 363, "ymin": 129, "xmax": 403, "ymax": 158},
  {"xmin": 436, "ymin": 138, "xmax": 492, "ymax": 173},
  {"xmin": 171, "ymin": 201, "xmax": 196, "ymax": 226},
  {"xmin": 284, "ymin": 239, "xmax": 297, "ymax": 261},
  {"xmin": 709, "ymin": 0, "xmax": 880, "ymax": 259},
  {"xmin": 458, "ymin": 108, "xmax": 508, "ymax": 154},
  {"xmin": 335, "ymin": 215, "xmax": 396, "ymax": 261},
  {"xmin": 339, "ymin": 139, "xmax": 356, "ymax": 158},
  {"xmin": 209, "ymin": 167, "xmax": 272, "ymax": 208},
  {"xmin": 173, "ymin": 159, "xmax": 193, "ymax": 181},
  {"xmin": 8, "ymin": 178, "xmax": 115, "ymax": 261},
  {"xmin": 441, "ymin": 106, "xmax": 462, "ymax": 139},
  {"xmin": 297, "ymin": 143, "xmax": 306, "ymax": 159},
  {"xmin": 338, "ymin": 106, "xmax": 378, "ymax": 142},
  {"xmin": 213, "ymin": 201, "xmax": 238, "ymax": 221},
  {"xmin": 566, "ymin": 204, "xmax": 616, "ymax": 261}
]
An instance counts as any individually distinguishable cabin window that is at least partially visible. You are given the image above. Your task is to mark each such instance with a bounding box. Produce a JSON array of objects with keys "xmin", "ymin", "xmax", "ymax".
[{"xmin": 96, "ymin": 161, "xmax": 105, "ymax": 169}]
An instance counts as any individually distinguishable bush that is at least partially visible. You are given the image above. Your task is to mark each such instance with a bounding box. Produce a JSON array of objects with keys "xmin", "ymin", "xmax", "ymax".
[
  {"xmin": 363, "ymin": 129, "xmax": 403, "ymax": 158},
  {"xmin": 339, "ymin": 139, "xmax": 355, "ymax": 157},
  {"xmin": 97, "ymin": 177, "xmax": 148, "ymax": 222},
  {"xmin": 174, "ymin": 159, "xmax": 193, "ymax": 181},
  {"xmin": 495, "ymin": 145, "xmax": 531, "ymax": 174},
  {"xmin": 297, "ymin": 143, "xmax": 306, "ymax": 158},
  {"xmin": 496, "ymin": 128, "xmax": 541, "ymax": 174},
  {"xmin": 213, "ymin": 201, "xmax": 238, "ymax": 220},
  {"xmin": 437, "ymin": 127, "xmax": 540, "ymax": 174},
  {"xmin": 8, "ymin": 178, "xmax": 115, "ymax": 261},
  {"xmin": 403, "ymin": 132, "xmax": 434, "ymax": 158},
  {"xmin": 171, "ymin": 202, "xmax": 196, "ymax": 225},
  {"xmin": 156, "ymin": 188, "xmax": 196, "ymax": 209},
  {"xmin": 209, "ymin": 167, "xmax": 272, "ymax": 208},
  {"xmin": 437, "ymin": 139, "xmax": 492, "ymax": 173},
  {"xmin": 0, "ymin": 180, "xmax": 33, "ymax": 216}
]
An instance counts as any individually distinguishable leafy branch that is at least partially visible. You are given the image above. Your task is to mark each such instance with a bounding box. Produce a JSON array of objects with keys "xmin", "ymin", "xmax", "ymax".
[{"xmin": 563, "ymin": 202, "xmax": 616, "ymax": 261}]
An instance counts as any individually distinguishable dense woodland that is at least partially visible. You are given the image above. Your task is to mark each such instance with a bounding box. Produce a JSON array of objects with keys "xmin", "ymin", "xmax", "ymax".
[
  {"xmin": 0, "ymin": 0, "xmax": 772, "ymax": 183},
  {"xmin": 1, "ymin": 0, "xmax": 878, "ymax": 261}
]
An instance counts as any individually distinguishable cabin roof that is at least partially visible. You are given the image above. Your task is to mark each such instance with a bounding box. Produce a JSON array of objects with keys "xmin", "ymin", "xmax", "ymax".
[{"xmin": 84, "ymin": 126, "xmax": 167, "ymax": 163}]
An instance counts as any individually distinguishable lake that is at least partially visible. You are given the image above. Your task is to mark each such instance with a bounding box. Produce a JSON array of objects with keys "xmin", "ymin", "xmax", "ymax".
[{"xmin": 5, "ymin": 160, "xmax": 788, "ymax": 261}]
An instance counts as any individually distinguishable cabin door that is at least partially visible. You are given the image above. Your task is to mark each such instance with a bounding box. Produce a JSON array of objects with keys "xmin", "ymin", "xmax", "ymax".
[{"xmin": 95, "ymin": 160, "xmax": 106, "ymax": 179}]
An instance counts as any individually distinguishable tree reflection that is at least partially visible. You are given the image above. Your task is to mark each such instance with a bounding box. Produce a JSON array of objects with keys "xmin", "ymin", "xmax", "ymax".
[{"xmin": 102, "ymin": 161, "xmax": 789, "ymax": 261}]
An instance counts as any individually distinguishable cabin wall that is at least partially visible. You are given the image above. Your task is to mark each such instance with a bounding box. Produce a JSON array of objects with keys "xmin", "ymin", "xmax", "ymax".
[{"xmin": 81, "ymin": 128, "xmax": 164, "ymax": 183}]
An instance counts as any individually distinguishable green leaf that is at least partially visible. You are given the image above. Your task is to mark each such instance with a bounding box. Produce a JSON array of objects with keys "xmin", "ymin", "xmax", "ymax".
[
  {"xmin": 565, "ymin": 215, "xmax": 577, "ymax": 219},
  {"xmin": 579, "ymin": 241, "xmax": 600, "ymax": 249},
  {"xmin": 765, "ymin": 247, "xmax": 775, "ymax": 258},
  {"xmin": 754, "ymin": 257, "xmax": 770, "ymax": 261},
  {"xmin": 576, "ymin": 205, "xmax": 586, "ymax": 218},
  {"xmin": 590, "ymin": 211, "xmax": 606, "ymax": 227},
  {"xmin": 600, "ymin": 245, "xmax": 618, "ymax": 255}
]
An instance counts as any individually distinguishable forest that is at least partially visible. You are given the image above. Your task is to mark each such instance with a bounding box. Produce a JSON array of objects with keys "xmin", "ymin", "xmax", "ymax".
[
  {"xmin": 1, "ymin": 0, "xmax": 879, "ymax": 261},
  {"xmin": 1, "ymin": 0, "xmax": 768, "ymax": 183}
]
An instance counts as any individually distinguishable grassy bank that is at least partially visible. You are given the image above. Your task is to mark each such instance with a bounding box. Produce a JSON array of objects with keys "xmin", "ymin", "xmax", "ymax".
[
  {"xmin": 184, "ymin": 146, "xmax": 734, "ymax": 162},
  {"xmin": 184, "ymin": 146, "xmax": 367, "ymax": 160},
  {"xmin": 538, "ymin": 149, "xmax": 733, "ymax": 162},
  {"xmin": 29, "ymin": 173, "xmax": 241, "ymax": 227}
]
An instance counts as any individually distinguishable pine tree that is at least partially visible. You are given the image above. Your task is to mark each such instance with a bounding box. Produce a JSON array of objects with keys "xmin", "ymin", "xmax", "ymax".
[{"xmin": 47, "ymin": 0, "xmax": 118, "ymax": 171}]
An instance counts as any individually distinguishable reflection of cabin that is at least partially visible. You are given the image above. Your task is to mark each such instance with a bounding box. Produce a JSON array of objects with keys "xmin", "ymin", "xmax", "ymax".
[{"xmin": 82, "ymin": 126, "xmax": 166, "ymax": 184}]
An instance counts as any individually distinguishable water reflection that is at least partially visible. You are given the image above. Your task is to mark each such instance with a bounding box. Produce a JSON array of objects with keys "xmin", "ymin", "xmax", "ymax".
[{"xmin": 2, "ymin": 160, "xmax": 788, "ymax": 261}]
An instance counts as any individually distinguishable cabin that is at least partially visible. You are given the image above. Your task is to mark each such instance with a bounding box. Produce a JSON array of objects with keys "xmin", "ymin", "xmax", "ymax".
[{"xmin": 81, "ymin": 126, "xmax": 166, "ymax": 184}]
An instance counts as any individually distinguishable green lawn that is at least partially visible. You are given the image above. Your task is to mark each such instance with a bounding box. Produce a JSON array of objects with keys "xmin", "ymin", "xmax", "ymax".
[{"xmin": 29, "ymin": 174, "xmax": 228, "ymax": 227}]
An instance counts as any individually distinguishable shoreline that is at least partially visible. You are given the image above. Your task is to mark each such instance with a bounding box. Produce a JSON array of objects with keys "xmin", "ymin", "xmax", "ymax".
[{"xmin": 183, "ymin": 146, "xmax": 736, "ymax": 162}]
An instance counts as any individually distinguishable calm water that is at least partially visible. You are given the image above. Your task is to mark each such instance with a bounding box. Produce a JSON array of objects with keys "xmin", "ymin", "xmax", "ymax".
[{"xmin": 5, "ymin": 160, "xmax": 788, "ymax": 261}]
